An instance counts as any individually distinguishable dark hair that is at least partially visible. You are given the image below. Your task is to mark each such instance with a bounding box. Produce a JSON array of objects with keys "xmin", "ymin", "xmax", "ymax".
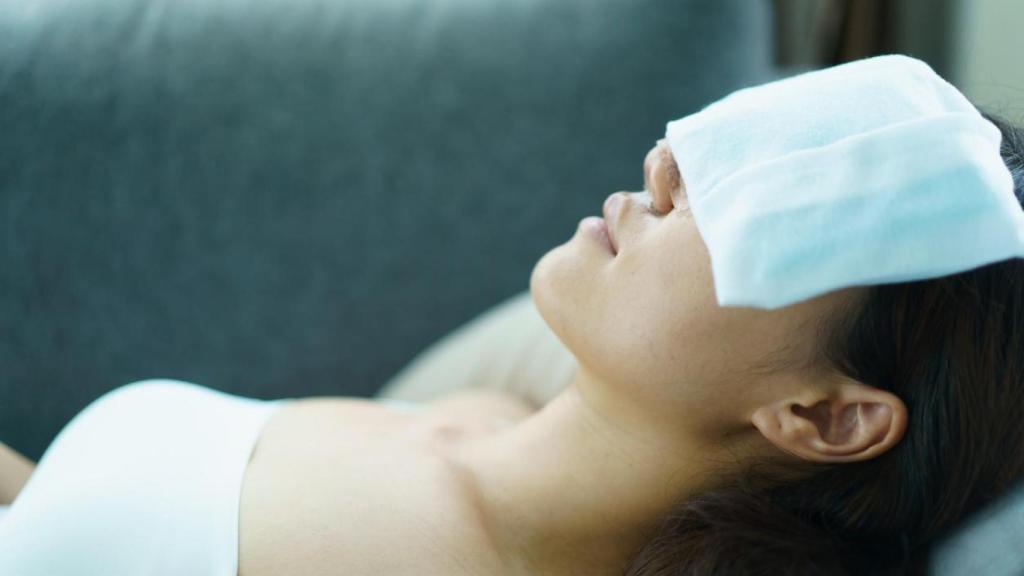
[{"xmin": 624, "ymin": 109, "xmax": 1024, "ymax": 576}]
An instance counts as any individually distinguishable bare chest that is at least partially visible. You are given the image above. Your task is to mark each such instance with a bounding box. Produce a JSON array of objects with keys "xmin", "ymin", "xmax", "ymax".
[{"xmin": 237, "ymin": 398, "xmax": 507, "ymax": 576}]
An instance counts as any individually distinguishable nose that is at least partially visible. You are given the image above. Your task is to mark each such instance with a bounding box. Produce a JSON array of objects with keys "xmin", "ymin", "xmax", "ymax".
[
  {"xmin": 643, "ymin": 145, "xmax": 659, "ymax": 195},
  {"xmin": 644, "ymin": 140, "xmax": 681, "ymax": 214},
  {"xmin": 615, "ymin": 190, "xmax": 655, "ymax": 218}
]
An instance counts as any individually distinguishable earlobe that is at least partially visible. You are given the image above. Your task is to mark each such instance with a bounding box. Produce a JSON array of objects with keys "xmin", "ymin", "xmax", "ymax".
[{"xmin": 750, "ymin": 383, "xmax": 908, "ymax": 464}]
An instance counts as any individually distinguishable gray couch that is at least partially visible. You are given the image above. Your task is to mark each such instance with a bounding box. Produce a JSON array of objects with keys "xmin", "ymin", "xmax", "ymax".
[
  {"xmin": 4, "ymin": 0, "xmax": 1020, "ymax": 572},
  {"xmin": 0, "ymin": 0, "xmax": 773, "ymax": 459}
]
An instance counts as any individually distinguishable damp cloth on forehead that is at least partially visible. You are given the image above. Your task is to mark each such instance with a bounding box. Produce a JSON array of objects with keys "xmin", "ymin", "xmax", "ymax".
[{"xmin": 664, "ymin": 54, "xmax": 1022, "ymax": 310}]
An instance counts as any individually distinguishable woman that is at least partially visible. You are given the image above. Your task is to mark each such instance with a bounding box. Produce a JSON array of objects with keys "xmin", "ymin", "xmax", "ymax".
[{"xmin": 3, "ymin": 78, "xmax": 1024, "ymax": 576}]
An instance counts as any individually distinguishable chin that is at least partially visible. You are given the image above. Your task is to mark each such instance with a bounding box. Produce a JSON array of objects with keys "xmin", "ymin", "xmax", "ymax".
[
  {"xmin": 529, "ymin": 247, "xmax": 560, "ymax": 324},
  {"xmin": 529, "ymin": 242, "xmax": 591, "ymax": 354}
]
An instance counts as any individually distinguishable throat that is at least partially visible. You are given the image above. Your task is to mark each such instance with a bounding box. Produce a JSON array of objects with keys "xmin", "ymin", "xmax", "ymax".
[{"xmin": 442, "ymin": 381, "xmax": 715, "ymax": 576}]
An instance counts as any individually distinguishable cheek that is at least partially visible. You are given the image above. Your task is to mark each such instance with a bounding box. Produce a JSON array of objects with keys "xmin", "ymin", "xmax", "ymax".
[
  {"xmin": 612, "ymin": 219, "xmax": 716, "ymax": 326},
  {"xmin": 621, "ymin": 292, "xmax": 706, "ymax": 375},
  {"xmin": 598, "ymin": 223, "xmax": 722, "ymax": 381}
]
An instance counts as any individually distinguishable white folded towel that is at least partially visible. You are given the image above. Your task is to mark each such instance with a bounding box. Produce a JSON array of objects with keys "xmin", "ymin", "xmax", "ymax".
[{"xmin": 665, "ymin": 54, "xmax": 1021, "ymax": 309}]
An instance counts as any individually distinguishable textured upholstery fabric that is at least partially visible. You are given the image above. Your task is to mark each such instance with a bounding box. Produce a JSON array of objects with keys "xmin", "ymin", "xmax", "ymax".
[{"xmin": 0, "ymin": 0, "xmax": 774, "ymax": 459}]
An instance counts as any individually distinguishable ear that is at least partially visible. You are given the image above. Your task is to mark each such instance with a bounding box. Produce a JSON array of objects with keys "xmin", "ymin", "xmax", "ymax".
[{"xmin": 749, "ymin": 381, "xmax": 908, "ymax": 463}]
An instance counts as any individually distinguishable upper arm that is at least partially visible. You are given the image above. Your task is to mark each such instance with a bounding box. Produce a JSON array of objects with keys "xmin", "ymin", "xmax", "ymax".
[{"xmin": 0, "ymin": 442, "xmax": 34, "ymax": 504}]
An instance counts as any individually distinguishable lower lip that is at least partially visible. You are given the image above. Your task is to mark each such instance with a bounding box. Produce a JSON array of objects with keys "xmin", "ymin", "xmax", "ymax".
[{"xmin": 580, "ymin": 216, "xmax": 615, "ymax": 255}]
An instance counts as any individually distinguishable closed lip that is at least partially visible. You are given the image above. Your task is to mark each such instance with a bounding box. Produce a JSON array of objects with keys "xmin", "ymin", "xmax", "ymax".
[{"xmin": 602, "ymin": 193, "xmax": 621, "ymax": 255}]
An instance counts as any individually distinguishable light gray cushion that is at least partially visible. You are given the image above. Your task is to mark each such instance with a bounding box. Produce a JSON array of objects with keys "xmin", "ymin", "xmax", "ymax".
[{"xmin": 931, "ymin": 481, "xmax": 1024, "ymax": 575}]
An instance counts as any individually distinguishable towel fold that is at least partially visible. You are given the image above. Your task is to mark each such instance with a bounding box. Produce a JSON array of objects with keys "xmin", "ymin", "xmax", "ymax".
[{"xmin": 665, "ymin": 54, "xmax": 1021, "ymax": 310}]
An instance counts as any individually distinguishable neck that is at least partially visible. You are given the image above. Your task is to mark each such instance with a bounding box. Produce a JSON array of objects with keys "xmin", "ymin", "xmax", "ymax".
[{"xmin": 448, "ymin": 366, "xmax": 722, "ymax": 576}]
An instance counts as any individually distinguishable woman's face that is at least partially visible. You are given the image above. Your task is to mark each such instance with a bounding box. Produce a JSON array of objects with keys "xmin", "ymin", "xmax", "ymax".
[{"xmin": 530, "ymin": 141, "xmax": 863, "ymax": 435}]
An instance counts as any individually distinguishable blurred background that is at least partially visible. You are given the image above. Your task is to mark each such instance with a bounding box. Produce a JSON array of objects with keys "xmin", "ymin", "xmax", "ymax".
[
  {"xmin": 1, "ymin": 0, "xmax": 1020, "ymax": 460},
  {"xmin": 774, "ymin": 0, "xmax": 1023, "ymax": 113}
]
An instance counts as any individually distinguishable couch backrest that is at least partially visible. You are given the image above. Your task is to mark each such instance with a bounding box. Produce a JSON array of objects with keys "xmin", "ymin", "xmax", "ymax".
[{"xmin": 0, "ymin": 0, "xmax": 774, "ymax": 458}]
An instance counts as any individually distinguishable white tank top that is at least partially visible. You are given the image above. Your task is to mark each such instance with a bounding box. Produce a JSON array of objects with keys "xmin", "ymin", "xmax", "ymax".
[{"xmin": 0, "ymin": 379, "xmax": 286, "ymax": 575}]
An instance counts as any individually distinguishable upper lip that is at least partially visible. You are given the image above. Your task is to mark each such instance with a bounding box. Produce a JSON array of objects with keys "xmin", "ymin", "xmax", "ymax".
[{"xmin": 602, "ymin": 193, "xmax": 621, "ymax": 254}]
